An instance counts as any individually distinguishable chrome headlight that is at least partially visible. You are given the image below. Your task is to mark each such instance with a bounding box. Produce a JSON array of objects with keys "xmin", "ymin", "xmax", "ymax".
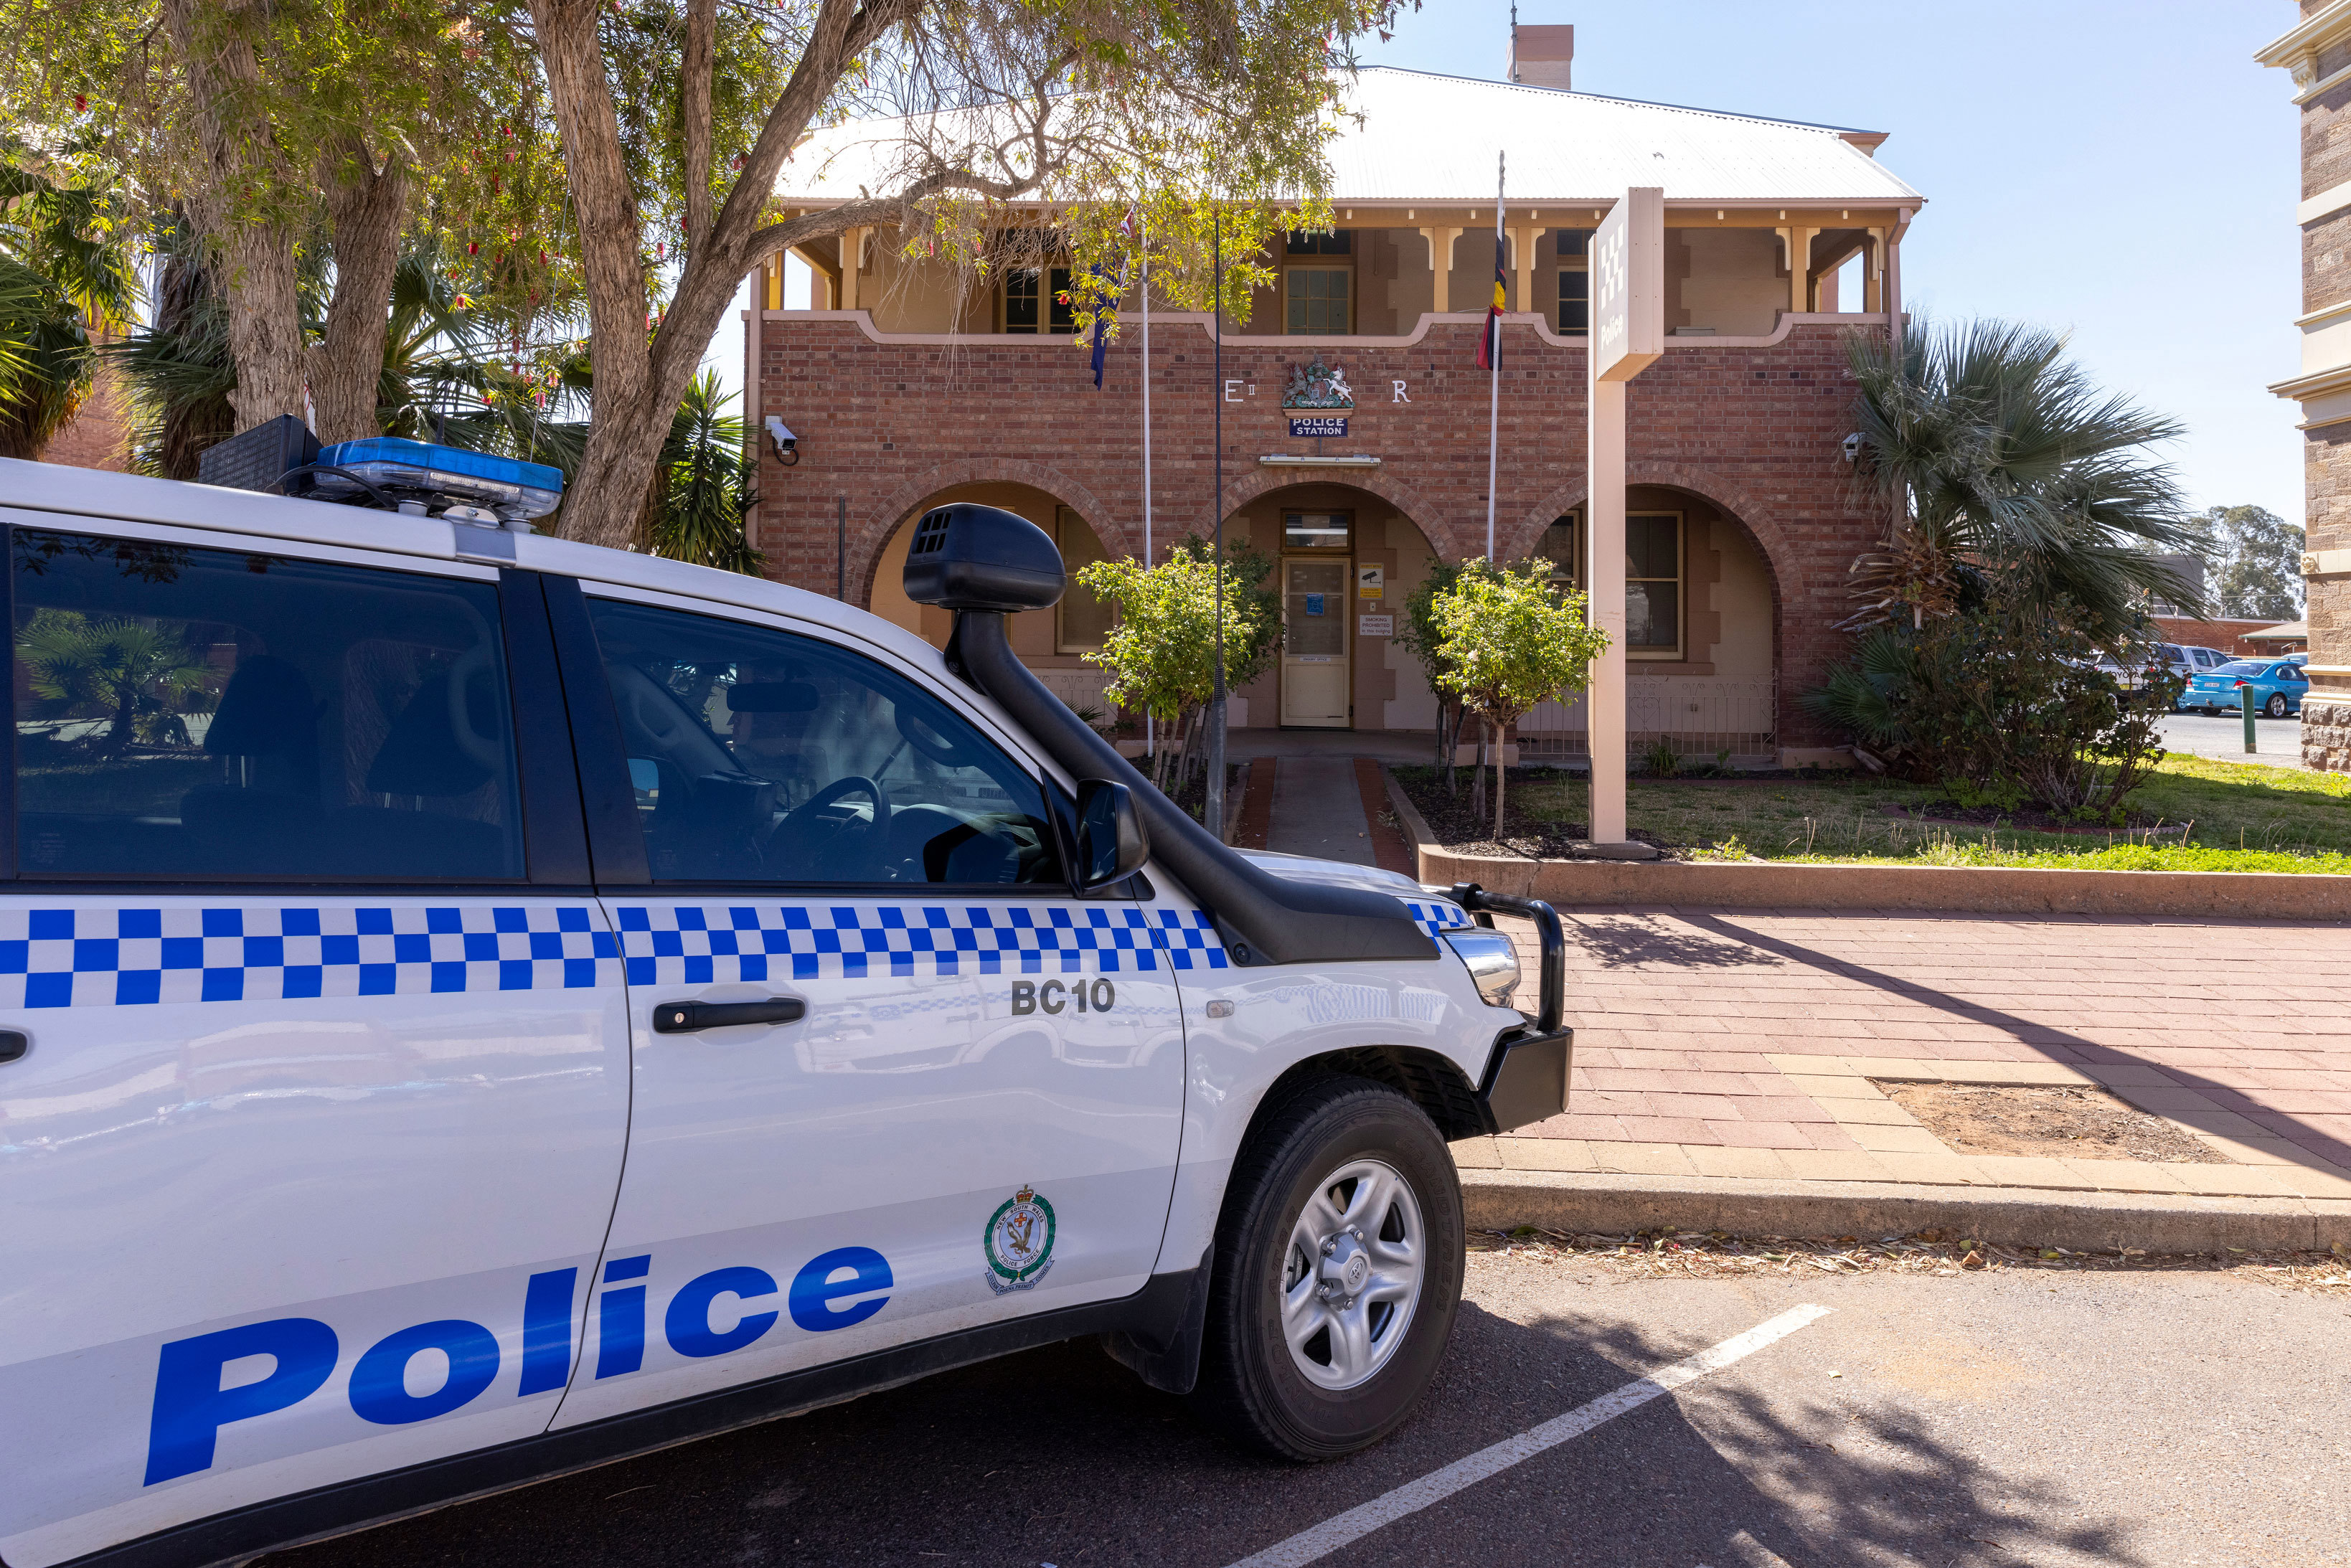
[{"xmin": 1443, "ymin": 928, "xmax": 1521, "ymax": 1009}]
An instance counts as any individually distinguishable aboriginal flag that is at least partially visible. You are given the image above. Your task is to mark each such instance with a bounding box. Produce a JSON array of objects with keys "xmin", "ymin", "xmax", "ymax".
[{"xmin": 1476, "ymin": 217, "xmax": 1504, "ymax": 371}]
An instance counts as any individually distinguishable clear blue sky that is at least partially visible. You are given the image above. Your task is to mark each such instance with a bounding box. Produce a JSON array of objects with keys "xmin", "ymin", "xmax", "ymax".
[{"xmin": 712, "ymin": 1, "xmax": 2305, "ymax": 521}]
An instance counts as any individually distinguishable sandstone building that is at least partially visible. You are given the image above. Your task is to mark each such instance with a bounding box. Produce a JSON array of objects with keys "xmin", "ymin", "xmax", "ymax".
[{"xmin": 2258, "ymin": 2, "xmax": 2351, "ymax": 771}]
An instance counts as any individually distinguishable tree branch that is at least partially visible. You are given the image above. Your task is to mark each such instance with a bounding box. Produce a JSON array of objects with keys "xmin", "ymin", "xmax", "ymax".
[{"xmin": 682, "ymin": 0, "xmax": 715, "ymax": 252}]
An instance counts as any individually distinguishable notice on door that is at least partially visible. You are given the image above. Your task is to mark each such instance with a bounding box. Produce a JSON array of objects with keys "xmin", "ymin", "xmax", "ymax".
[
  {"xmin": 1358, "ymin": 614, "xmax": 1393, "ymax": 638},
  {"xmin": 1304, "ymin": 593, "xmax": 1326, "ymax": 616}
]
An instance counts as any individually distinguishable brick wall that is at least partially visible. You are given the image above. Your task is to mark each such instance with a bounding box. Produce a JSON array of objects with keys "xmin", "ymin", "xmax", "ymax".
[
  {"xmin": 37, "ymin": 359, "xmax": 130, "ymax": 473},
  {"xmin": 751, "ymin": 315, "xmax": 1890, "ymax": 746},
  {"xmin": 2149, "ymin": 617, "xmax": 2307, "ymax": 657}
]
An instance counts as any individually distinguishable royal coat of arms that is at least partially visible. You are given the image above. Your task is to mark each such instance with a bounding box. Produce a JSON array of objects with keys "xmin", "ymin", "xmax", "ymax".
[
  {"xmin": 983, "ymin": 1184, "xmax": 1057, "ymax": 1294},
  {"xmin": 1281, "ymin": 357, "xmax": 1354, "ymax": 410}
]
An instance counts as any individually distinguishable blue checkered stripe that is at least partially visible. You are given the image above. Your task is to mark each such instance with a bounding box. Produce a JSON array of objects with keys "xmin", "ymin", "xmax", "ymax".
[
  {"xmin": 609, "ymin": 902, "xmax": 1228, "ymax": 983},
  {"xmin": 1405, "ymin": 899, "xmax": 1472, "ymax": 938},
  {"xmin": 0, "ymin": 905, "xmax": 621, "ymax": 1009}
]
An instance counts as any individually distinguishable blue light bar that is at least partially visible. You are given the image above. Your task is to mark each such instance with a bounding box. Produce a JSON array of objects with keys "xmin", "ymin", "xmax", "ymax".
[{"xmin": 314, "ymin": 438, "xmax": 565, "ymax": 521}]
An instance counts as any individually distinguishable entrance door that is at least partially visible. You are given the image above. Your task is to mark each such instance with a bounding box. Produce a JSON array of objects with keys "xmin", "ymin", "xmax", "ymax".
[{"xmin": 1281, "ymin": 559, "xmax": 1351, "ymax": 727}]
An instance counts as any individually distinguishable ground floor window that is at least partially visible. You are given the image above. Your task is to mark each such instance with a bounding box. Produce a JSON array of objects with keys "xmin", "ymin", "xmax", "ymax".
[
  {"xmin": 1539, "ymin": 512, "xmax": 1580, "ymax": 590},
  {"xmin": 1283, "ymin": 511, "xmax": 1351, "ymax": 551},
  {"xmin": 1053, "ymin": 508, "xmax": 1113, "ymax": 653},
  {"xmin": 1626, "ymin": 512, "xmax": 1683, "ymax": 658}
]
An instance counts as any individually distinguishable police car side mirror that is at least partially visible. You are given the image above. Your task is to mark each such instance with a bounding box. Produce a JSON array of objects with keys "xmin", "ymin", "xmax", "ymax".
[
  {"xmin": 902, "ymin": 503, "xmax": 1065, "ymax": 612},
  {"xmin": 1073, "ymin": 779, "xmax": 1149, "ymax": 891}
]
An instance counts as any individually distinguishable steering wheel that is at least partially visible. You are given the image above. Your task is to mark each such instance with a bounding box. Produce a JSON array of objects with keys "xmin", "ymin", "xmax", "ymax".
[{"xmin": 772, "ymin": 775, "xmax": 891, "ymax": 877}]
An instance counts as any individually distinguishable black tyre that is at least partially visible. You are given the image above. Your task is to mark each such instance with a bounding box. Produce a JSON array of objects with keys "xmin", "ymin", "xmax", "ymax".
[
  {"xmin": 1188, "ymin": 1076, "xmax": 1464, "ymax": 1461},
  {"xmin": 2266, "ymin": 692, "xmax": 2290, "ymax": 719}
]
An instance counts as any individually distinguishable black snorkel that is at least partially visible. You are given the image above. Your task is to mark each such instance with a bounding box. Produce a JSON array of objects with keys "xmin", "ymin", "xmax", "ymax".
[{"xmin": 905, "ymin": 503, "xmax": 1436, "ymax": 966}]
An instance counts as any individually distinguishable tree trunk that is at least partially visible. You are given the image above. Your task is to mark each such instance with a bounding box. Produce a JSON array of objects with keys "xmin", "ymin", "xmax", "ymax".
[
  {"xmin": 529, "ymin": 0, "xmax": 950, "ymax": 551},
  {"xmin": 308, "ymin": 142, "xmax": 410, "ymax": 444},
  {"xmin": 164, "ymin": 0, "xmax": 308, "ymax": 433},
  {"xmin": 1490, "ymin": 717, "xmax": 1506, "ymax": 841},
  {"xmin": 151, "ymin": 228, "xmax": 238, "ymax": 479}
]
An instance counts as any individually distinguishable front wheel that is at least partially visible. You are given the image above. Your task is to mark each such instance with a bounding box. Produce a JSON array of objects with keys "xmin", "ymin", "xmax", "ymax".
[
  {"xmin": 2266, "ymin": 692, "xmax": 2291, "ymax": 719},
  {"xmin": 1189, "ymin": 1077, "xmax": 1465, "ymax": 1461}
]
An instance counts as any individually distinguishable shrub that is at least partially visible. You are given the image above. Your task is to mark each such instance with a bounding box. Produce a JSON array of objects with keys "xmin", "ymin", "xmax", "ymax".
[
  {"xmin": 1804, "ymin": 603, "xmax": 2182, "ymax": 823},
  {"xmin": 1428, "ymin": 558, "xmax": 1610, "ymax": 840}
]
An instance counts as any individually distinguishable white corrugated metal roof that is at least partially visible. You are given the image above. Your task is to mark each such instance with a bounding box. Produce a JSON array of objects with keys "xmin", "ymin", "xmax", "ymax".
[{"xmin": 776, "ymin": 66, "xmax": 1921, "ymax": 207}]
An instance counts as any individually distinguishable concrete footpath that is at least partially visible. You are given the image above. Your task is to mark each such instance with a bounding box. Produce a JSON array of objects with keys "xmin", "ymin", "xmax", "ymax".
[
  {"xmin": 1243, "ymin": 740, "xmax": 2351, "ymax": 1252},
  {"xmin": 1464, "ymin": 905, "xmax": 2351, "ymax": 1250}
]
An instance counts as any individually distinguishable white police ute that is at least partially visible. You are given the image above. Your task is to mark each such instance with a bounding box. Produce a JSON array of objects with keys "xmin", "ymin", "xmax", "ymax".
[{"xmin": 0, "ymin": 450, "xmax": 1570, "ymax": 1567}]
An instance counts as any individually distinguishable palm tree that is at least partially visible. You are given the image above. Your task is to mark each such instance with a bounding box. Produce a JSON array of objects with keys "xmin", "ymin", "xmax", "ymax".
[
  {"xmin": 17, "ymin": 610, "xmax": 213, "ymax": 759},
  {"xmin": 1843, "ymin": 318, "xmax": 2203, "ymax": 643},
  {"xmin": 647, "ymin": 371, "xmax": 760, "ymax": 575},
  {"xmin": 114, "ymin": 210, "xmax": 237, "ymax": 479},
  {"xmin": 0, "ymin": 147, "xmax": 139, "ymax": 461}
]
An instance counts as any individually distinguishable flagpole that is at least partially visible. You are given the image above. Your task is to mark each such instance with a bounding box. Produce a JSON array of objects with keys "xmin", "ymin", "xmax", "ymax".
[
  {"xmin": 1207, "ymin": 202, "xmax": 1228, "ymax": 842},
  {"xmin": 1487, "ymin": 151, "xmax": 1504, "ymax": 560},
  {"xmin": 1140, "ymin": 211, "xmax": 1153, "ymax": 762}
]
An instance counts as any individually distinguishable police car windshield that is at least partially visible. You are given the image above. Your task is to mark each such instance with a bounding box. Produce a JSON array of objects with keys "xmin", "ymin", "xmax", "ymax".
[
  {"xmin": 588, "ymin": 599, "xmax": 1062, "ymax": 886},
  {"xmin": 2213, "ymin": 661, "xmax": 2265, "ymax": 677}
]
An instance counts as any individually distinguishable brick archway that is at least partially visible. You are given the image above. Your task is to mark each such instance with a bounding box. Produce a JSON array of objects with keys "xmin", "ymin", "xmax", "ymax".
[
  {"xmin": 854, "ymin": 458, "xmax": 1129, "ymax": 609},
  {"xmin": 1516, "ymin": 460, "xmax": 1807, "ymax": 607},
  {"xmin": 1216, "ymin": 466, "xmax": 1458, "ymax": 557}
]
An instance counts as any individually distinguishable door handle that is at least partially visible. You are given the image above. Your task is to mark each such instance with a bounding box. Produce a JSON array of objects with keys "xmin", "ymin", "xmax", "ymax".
[{"xmin": 651, "ymin": 998, "xmax": 807, "ymax": 1034}]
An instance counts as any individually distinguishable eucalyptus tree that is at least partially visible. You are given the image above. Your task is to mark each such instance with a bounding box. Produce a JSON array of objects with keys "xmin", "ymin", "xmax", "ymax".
[
  {"xmin": 1842, "ymin": 318, "xmax": 2204, "ymax": 643},
  {"xmin": 4, "ymin": 0, "xmax": 556, "ymax": 441},
  {"xmin": 522, "ymin": 0, "xmax": 1406, "ymax": 550}
]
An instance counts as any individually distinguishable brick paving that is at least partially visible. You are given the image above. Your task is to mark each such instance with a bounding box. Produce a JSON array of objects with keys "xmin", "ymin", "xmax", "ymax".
[{"xmin": 1467, "ymin": 908, "xmax": 2351, "ymax": 1200}]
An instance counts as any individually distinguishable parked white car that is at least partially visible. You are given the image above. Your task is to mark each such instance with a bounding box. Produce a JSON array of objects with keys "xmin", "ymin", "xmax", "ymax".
[{"xmin": 0, "ymin": 457, "xmax": 1570, "ymax": 1567}]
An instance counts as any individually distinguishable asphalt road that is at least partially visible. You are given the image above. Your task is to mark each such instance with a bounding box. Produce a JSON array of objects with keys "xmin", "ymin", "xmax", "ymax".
[
  {"xmin": 272, "ymin": 1257, "xmax": 2351, "ymax": 1568},
  {"xmin": 2157, "ymin": 711, "xmax": 2309, "ymax": 770}
]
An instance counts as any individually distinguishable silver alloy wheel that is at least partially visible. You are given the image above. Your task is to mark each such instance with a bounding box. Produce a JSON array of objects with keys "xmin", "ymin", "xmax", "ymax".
[{"xmin": 1278, "ymin": 1156, "xmax": 1425, "ymax": 1391}]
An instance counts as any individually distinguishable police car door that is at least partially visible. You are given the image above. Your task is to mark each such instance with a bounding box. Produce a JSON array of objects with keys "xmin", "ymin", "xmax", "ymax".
[
  {"xmin": 548, "ymin": 585, "xmax": 1189, "ymax": 1425},
  {"xmin": 0, "ymin": 519, "xmax": 628, "ymax": 1568}
]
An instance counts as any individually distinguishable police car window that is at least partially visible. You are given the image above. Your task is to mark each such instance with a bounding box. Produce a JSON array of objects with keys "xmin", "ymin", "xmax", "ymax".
[
  {"xmin": 11, "ymin": 529, "xmax": 522, "ymax": 880},
  {"xmin": 587, "ymin": 598, "xmax": 1060, "ymax": 886}
]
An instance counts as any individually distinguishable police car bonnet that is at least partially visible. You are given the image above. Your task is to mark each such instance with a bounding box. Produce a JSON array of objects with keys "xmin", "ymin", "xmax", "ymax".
[{"xmin": 902, "ymin": 504, "xmax": 1065, "ymax": 612}]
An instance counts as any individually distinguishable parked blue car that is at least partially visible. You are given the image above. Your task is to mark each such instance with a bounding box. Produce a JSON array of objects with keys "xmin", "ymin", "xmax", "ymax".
[{"xmin": 2182, "ymin": 659, "xmax": 2310, "ymax": 718}]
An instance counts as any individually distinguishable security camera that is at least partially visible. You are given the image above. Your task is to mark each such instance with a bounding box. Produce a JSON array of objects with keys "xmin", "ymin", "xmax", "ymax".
[
  {"xmin": 1840, "ymin": 432, "xmax": 1863, "ymax": 463},
  {"xmin": 765, "ymin": 415, "xmax": 800, "ymax": 466}
]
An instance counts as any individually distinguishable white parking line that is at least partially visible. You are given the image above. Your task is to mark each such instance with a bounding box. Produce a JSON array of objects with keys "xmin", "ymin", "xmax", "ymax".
[{"xmin": 1222, "ymin": 1303, "xmax": 1834, "ymax": 1568}]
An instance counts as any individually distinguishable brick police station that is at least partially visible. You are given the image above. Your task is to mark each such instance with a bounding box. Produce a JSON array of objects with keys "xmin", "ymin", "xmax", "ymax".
[{"xmin": 739, "ymin": 28, "xmax": 1921, "ymax": 765}]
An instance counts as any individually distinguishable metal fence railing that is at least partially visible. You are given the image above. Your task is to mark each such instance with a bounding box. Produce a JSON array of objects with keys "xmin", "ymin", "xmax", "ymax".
[{"xmin": 1516, "ymin": 676, "xmax": 1778, "ymax": 765}]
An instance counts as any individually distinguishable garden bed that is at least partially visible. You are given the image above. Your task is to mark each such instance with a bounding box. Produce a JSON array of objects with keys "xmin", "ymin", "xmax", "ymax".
[{"xmin": 1391, "ymin": 757, "xmax": 2350, "ymax": 874}]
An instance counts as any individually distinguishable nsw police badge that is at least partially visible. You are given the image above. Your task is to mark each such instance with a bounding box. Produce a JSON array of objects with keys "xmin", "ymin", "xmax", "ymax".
[{"xmin": 983, "ymin": 1184, "xmax": 1056, "ymax": 1294}]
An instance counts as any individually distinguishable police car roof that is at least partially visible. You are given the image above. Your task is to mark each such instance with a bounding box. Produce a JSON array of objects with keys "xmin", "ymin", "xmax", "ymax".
[{"xmin": 0, "ymin": 457, "xmax": 945, "ymax": 674}]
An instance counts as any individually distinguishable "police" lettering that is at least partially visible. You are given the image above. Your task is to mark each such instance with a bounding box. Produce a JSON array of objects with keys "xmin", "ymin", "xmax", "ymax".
[{"xmin": 143, "ymin": 1245, "xmax": 894, "ymax": 1486}]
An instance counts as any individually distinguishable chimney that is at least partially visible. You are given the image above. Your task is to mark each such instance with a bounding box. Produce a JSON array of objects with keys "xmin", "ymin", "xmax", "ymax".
[{"xmin": 1507, "ymin": 22, "xmax": 1573, "ymax": 90}]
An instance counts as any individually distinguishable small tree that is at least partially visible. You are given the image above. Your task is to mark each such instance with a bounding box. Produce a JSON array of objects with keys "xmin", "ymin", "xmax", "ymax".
[
  {"xmin": 1394, "ymin": 556, "xmax": 1477, "ymax": 789},
  {"xmin": 1076, "ymin": 543, "xmax": 1270, "ymax": 803},
  {"xmin": 1428, "ymin": 559, "xmax": 1609, "ymax": 841}
]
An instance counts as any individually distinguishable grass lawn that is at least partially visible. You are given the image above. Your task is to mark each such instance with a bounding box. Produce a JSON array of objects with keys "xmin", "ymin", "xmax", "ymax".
[{"xmin": 1497, "ymin": 755, "xmax": 2351, "ymax": 873}]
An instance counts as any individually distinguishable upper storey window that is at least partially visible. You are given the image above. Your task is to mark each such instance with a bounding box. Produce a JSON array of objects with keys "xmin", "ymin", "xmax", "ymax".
[
  {"xmin": 1283, "ymin": 230, "xmax": 1353, "ymax": 335},
  {"xmin": 1004, "ymin": 268, "xmax": 1073, "ymax": 334}
]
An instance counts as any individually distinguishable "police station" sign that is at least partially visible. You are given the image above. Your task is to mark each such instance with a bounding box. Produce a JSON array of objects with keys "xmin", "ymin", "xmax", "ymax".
[{"xmin": 1288, "ymin": 415, "xmax": 1348, "ymax": 438}]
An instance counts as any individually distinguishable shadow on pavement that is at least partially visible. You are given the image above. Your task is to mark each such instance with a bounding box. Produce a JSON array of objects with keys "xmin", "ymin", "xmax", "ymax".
[
  {"xmin": 1682, "ymin": 911, "xmax": 2351, "ymax": 1176},
  {"xmin": 270, "ymin": 1291, "xmax": 2137, "ymax": 1568},
  {"xmin": 1568, "ymin": 915, "xmax": 1789, "ymax": 970}
]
